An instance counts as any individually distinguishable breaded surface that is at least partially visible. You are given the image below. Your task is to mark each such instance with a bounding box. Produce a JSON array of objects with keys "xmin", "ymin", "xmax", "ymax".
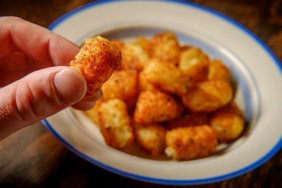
[
  {"xmin": 102, "ymin": 69, "xmax": 139, "ymax": 109},
  {"xmin": 182, "ymin": 80, "xmax": 233, "ymax": 112},
  {"xmin": 179, "ymin": 47, "xmax": 210, "ymax": 82},
  {"xmin": 150, "ymin": 32, "xmax": 180, "ymax": 65},
  {"xmin": 120, "ymin": 42, "xmax": 149, "ymax": 71},
  {"xmin": 84, "ymin": 99, "xmax": 105, "ymax": 124},
  {"xmin": 142, "ymin": 59, "xmax": 190, "ymax": 96},
  {"xmin": 165, "ymin": 125, "xmax": 218, "ymax": 160},
  {"xmin": 70, "ymin": 36, "xmax": 122, "ymax": 98},
  {"xmin": 134, "ymin": 123, "xmax": 166, "ymax": 156},
  {"xmin": 138, "ymin": 69, "xmax": 159, "ymax": 92},
  {"xmin": 208, "ymin": 59, "xmax": 231, "ymax": 82},
  {"xmin": 134, "ymin": 90, "xmax": 183, "ymax": 124},
  {"xmin": 98, "ymin": 98, "xmax": 134, "ymax": 149},
  {"xmin": 210, "ymin": 102, "xmax": 245, "ymax": 143}
]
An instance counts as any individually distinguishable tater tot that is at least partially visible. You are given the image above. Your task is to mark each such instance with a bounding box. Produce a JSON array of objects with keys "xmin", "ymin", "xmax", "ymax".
[
  {"xmin": 142, "ymin": 59, "xmax": 190, "ymax": 96},
  {"xmin": 70, "ymin": 36, "xmax": 122, "ymax": 99},
  {"xmin": 138, "ymin": 69, "xmax": 159, "ymax": 92},
  {"xmin": 179, "ymin": 47, "xmax": 210, "ymax": 82},
  {"xmin": 134, "ymin": 123, "xmax": 166, "ymax": 156},
  {"xmin": 111, "ymin": 39, "xmax": 125, "ymax": 51},
  {"xmin": 166, "ymin": 113, "xmax": 209, "ymax": 130},
  {"xmin": 150, "ymin": 32, "xmax": 180, "ymax": 65},
  {"xmin": 210, "ymin": 102, "xmax": 245, "ymax": 143},
  {"xmin": 135, "ymin": 36, "xmax": 152, "ymax": 55},
  {"xmin": 98, "ymin": 99, "xmax": 134, "ymax": 149},
  {"xmin": 120, "ymin": 42, "xmax": 149, "ymax": 71},
  {"xmin": 134, "ymin": 90, "xmax": 183, "ymax": 124},
  {"xmin": 165, "ymin": 125, "xmax": 218, "ymax": 160},
  {"xmin": 208, "ymin": 59, "xmax": 231, "ymax": 82},
  {"xmin": 182, "ymin": 80, "xmax": 233, "ymax": 113},
  {"xmin": 102, "ymin": 69, "xmax": 139, "ymax": 109},
  {"xmin": 84, "ymin": 99, "xmax": 105, "ymax": 125}
]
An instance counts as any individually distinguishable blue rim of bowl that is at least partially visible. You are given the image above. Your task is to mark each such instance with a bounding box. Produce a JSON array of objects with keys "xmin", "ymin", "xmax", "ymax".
[{"xmin": 43, "ymin": 0, "xmax": 282, "ymax": 185}]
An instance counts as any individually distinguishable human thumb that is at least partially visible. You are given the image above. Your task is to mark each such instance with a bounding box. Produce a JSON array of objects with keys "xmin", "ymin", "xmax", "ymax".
[{"xmin": 0, "ymin": 66, "xmax": 87, "ymax": 139}]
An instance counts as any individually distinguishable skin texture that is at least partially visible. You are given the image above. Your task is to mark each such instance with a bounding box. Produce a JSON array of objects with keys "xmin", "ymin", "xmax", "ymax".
[{"xmin": 0, "ymin": 17, "xmax": 98, "ymax": 140}]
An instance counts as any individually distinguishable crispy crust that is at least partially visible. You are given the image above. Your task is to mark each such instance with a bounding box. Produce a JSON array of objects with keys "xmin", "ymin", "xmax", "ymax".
[
  {"xmin": 70, "ymin": 36, "xmax": 122, "ymax": 99},
  {"xmin": 165, "ymin": 125, "xmax": 218, "ymax": 160}
]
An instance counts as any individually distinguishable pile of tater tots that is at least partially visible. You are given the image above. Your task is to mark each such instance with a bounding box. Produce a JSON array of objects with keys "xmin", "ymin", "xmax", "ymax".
[{"xmin": 84, "ymin": 32, "xmax": 245, "ymax": 161}]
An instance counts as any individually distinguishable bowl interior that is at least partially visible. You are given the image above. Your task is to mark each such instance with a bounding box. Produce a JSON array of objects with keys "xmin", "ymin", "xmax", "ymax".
[{"xmin": 69, "ymin": 26, "xmax": 260, "ymax": 160}]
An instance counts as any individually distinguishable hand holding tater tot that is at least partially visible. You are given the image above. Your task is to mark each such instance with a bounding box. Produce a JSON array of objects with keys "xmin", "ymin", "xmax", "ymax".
[{"xmin": 0, "ymin": 17, "xmax": 102, "ymax": 139}]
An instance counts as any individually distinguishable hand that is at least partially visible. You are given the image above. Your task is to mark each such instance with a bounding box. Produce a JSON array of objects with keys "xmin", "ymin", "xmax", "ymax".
[{"xmin": 0, "ymin": 17, "xmax": 97, "ymax": 139}]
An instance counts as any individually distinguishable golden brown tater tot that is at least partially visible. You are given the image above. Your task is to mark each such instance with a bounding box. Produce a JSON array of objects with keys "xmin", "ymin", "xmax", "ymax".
[
  {"xmin": 165, "ymin": 125, "xmax": 218, "ymax": 160},
  {"xmin": 120, "ymin": 42, "xmax": 149, "ymax": 71},
  {"xmin": 210, "ymin": 102, "xmax": 245, "ymax": 143},
  {"xmin": 182, "ymin": 80, "xmax": 233, "ymax": 113},
  {"xmin": 134, "ymin": 90, "xmax": 183, "ymax": 124},
  {"xmin": 150, "ymin": 32, "xmax": 180, "ymax": 65},
  {"xmin": 102, "ymin": 69, "xmax": 139, "ymax": 109},
  {"xmin": 98, "ymin": 98, "xmax": 134, "ymax": 149},
  {"xmin": 84, "ymin": 99, "xmax": 105, "ymax": 125},
  {"xmin": 134, "ymin": 123, "xmax": 166, "ymax": 156},
  {"xmin": 142, "ymin": 59, "xmax": 190, "ymax": 96},
  {"xmin": 179, "ymin": 47, "xmax": 210, "ymax": 82},
  {"xmin": 70, "ymin": 36, "xmax": 122, "ymax": 99},
  {"xmin": 135, "ymin": 36, "xmax": 152, "ymax": 55},
  {"xmin": 138, "ymin": 69, "xmax": 159, "ymax": 92},
  {"xmin": 208, "ymin": 59, "xmax": 231, "ymax": 82}
]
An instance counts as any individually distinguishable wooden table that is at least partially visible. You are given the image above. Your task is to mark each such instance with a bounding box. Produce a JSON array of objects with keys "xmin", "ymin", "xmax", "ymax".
[{"xmin": 0, "ymin": 0, "xmax": 281, "ymax": 187}]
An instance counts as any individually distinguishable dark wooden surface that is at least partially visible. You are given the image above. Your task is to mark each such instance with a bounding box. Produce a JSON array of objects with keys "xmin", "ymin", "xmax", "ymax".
[{"xmin": 0, "ymin": 0, "xmax": 281, "ymax": 187}]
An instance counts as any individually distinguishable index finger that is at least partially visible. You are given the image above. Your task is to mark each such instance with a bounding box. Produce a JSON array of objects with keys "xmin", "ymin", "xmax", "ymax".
[{"xmin": 0, "ymin": 16, "xmax": 79, "ymax": 68}]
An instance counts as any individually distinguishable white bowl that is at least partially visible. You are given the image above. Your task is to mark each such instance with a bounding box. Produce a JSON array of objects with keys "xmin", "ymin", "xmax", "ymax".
[{"xmin": 42, "ymin": 0, "xmax": 282, "ymax": 185}]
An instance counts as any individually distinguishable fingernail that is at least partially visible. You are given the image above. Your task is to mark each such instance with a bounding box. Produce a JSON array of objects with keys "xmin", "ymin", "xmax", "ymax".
[{"xmin": 53, "ymin": 68, "xmax": 86, "ymax": 105}]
